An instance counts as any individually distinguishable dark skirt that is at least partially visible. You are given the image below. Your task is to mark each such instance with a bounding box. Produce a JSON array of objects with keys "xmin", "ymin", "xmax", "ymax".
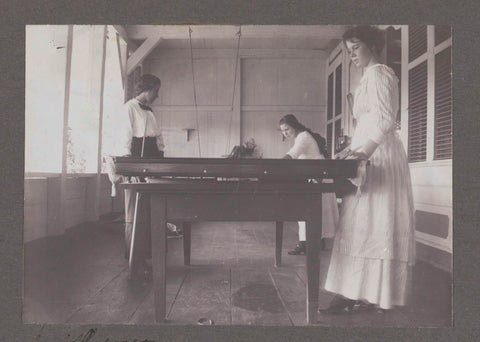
[{"xmin": 131, "ymin": 136, "xmax": 164, "ymax": 158}]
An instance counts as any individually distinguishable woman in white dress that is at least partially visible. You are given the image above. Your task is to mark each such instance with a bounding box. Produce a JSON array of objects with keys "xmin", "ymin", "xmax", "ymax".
[
  {"xmin": 320, "ymin": 26, "xmax": 415, "ymax": 314},
  {"xmin": 279, "ymin": 114, "xmax": 339, "ymax": 255}
]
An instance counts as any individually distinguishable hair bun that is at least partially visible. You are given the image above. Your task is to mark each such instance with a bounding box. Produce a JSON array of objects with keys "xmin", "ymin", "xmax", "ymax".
[{"xmin": 343, "ymin": 25, "xmax": 385, "ymax": 55}]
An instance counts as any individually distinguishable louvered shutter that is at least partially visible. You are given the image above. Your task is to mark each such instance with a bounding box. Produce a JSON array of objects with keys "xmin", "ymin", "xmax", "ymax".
[
  {"xmin": 335, "ymin": 65, "xmax": 342, "ymax": 116},
  {"xmin": 434, "ymin": 47, "xmax": 452, "ymax": 160},
  {"xmin": 409, "ymin": 25, "xmax": 427, "ymax": 62},
  {"xmin": 327, "ymin": 72, "xmax": 333, "ymax": 120},
  {"xmin": 408, "ymin": 61, "xmax": 428, "ymax": 162},
  {"xmin": 435, "ymin": 25, "xmax": 452, "ymax": 46}
]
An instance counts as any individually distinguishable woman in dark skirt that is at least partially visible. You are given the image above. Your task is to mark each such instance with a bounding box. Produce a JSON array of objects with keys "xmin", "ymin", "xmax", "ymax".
[{"xmin": 115, "ymin": 74, "xmax": 181, "ymax": 278}]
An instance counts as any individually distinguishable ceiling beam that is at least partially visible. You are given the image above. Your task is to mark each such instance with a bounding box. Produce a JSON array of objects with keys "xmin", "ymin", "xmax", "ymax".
[
  {"xmin": 112, "ymin": 25, "xmax": 129, "ymax": 43},
  {"xmin": 125, "ymin": 25, "xmax": 347, "ymax": 40},
  {"xmin": 126, "ymin": 35, "xmax": 163, "ymax": 75},
  {"xmin": 112, "ymin": 25, "xmax": 138, "ymax": 50}
]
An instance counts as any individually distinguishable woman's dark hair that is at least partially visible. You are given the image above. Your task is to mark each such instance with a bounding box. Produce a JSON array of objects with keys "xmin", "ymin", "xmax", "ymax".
[
  {"xmin": 279, "ymin": 114, "xmax": 306, "ymax": 132},
  {"xmin": 342, "ymin": 26, "xmax": 385, "ymax": 55},
  {"xmin": 279, "ymin": 114, "xmax": 330, "ymax": 159},
  {"xmin": 135, "ymin": 74, "xmax": 161, "ymax": 96}
]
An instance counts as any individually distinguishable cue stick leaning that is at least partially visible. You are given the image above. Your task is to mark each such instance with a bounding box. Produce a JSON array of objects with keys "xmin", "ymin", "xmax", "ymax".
[{"xmin": 128, "ymin": 112, "xmax": 148, "ymax": 275}]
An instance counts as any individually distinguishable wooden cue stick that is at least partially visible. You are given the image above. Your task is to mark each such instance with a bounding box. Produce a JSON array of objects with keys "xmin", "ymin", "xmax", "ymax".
[{"xmin": 129, "ymin": 112, "xmax": 149, "ymax": 274}]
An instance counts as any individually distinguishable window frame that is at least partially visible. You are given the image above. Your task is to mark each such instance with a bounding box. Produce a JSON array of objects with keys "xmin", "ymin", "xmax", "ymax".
[
  {"xmin": 325, "ymin": 44, "xmax": 345, "ymax": 157},
  {"xmin": 402, "ymin": 25, "xmax": 452, "ymax": 164}
]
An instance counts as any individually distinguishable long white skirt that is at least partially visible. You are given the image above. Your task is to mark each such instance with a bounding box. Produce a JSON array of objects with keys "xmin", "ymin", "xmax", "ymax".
[
  {"xmin": 298, "ymin": 192, "xmax": 338, "ymax": 241},
  {"xmin": 324, "ymin": 251, "xmax": 412, "ymax": 309}
]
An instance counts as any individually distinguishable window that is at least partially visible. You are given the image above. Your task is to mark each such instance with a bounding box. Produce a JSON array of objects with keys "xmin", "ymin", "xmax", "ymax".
[
  {"xmin": 326, "ymin": 46, "xmax": 343, "ymax": 157},
  {"xmin": 406, "ymin": 25, "xmax": 452, "ymax": 162},
  {"xmin": 67, "ymin": 25, "xmax": 106, "ymax": 173},
  {"xmin": 327, "ymin": 73, "xmax": 333, "ymax": 121},
  {"xmin": 334, "ymin": 65, "xmax": 342, "ymax": 116},
  {"xmin": 408, "ymin": 61, "xmax": 428, "ymax": 162},
  {"xmin": 326, "ymin": 123, "xmax": 333, "ymax": 157},
  {"xmin": 25, "ymin": 26, "xmax": 68, "ymax": 173},
  {"xmin": 26, "ymin": 25, "xmax": 125, "ymax": 175},
  {"xmin": 434, "ymin": 47, "xmax": 452, "ymax": 160},
  {"xmin": 435, "ymin": 25, "xmax": 452, "ymax": 46},
  {"xmin": 408, "ymin": 25, "xmax": 427, "ymax": 62}
]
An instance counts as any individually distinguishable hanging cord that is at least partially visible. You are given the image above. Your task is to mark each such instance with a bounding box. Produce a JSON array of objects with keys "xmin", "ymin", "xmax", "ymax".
[
  {"xmin": 225, "ymin": 26, "xmax": 242, "ymax": 156},
  {"xmin": 189, "ymin": 26, "xmax": 202, "ymax": 157}
]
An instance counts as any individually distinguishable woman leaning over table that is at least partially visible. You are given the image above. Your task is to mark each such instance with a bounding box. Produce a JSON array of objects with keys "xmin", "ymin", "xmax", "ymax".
[{"xmin": 279, "ymin": 114, "xmax": 339, "ymax": 255}]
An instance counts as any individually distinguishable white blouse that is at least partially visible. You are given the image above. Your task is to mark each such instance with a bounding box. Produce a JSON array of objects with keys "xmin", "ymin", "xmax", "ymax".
[
  {"xmin": 287, "ymin": 131, "xmax": 324, "ymax": 160},
  {"xmin": 115, "ymin": 98, "xmax": 165, "ymax": 156},
  {"xmin": 351, "ymin": 64, "xmax": 399, "ymax": 150}
]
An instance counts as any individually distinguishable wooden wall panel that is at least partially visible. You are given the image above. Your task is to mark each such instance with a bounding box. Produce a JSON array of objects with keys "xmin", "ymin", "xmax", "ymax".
[
  {"xmin": 410, "ymin": 163, "xmax": 452, "ymax": 187},
  {"xmin": 158, "ymin": 111, "xmax": 233, "ymax": 158},
  {"xmin": 412, "ymin": 184, "xmax": 452, "ymax": 208},
  {"xmin": 241, "ymin": 59, "xmax": 278, "ymax": 105},
  {"xmin": 154, "ymin": 58, "xmax": 194, "ymax": 105},
  {"xmin": 277, "ymin": 59, "xmax": 324, "ymax": 106},
  {"xmin": 46, "ymin": 177, "xmax": 60, "ymax": 234},
  {"xmin": 410, "ymin": 161, "xmax": 452, "ymax": 254},
  {"xmin": 24, "ymin": 203, "xmax": 48, "ymax": 242},
  {"xmin": 242, "ymin": 58, "xmax": 324, "ymax": 106},
  {"xmin": 145, "ymin": 50, "xmax": 238, "ymax": 158},
  {"xmin": 64, "ymin": 197, "xmax": 86, "ymax": 228},
  {"xmin": 64, "ymin": 177, "xmax": 87, "ymax": 200},
  {"xmin": 147, "ymin": 53, "xmax": 236, "ymax": 106},
  {"xmin": 24, "ymin": 178, "xmax": 48, "ymax": 242},
  {"xmin": 24, "ymin": 178, "xmax": 47, "ymax": 206}
]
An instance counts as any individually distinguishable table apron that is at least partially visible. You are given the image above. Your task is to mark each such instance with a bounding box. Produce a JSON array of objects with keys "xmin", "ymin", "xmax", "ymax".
[{"xmin": 149, "ymin": 193, "xmax": 323, "ymax": 222}]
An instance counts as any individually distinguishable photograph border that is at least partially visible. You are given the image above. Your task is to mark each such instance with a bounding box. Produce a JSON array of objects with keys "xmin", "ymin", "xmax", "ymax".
[{"xmin": 1, "ymin": 0, "xmax": 479, "ymax": 341}]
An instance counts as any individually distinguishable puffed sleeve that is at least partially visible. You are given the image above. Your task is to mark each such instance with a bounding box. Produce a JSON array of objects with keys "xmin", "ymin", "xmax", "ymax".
[
  {"xmin": 365, "ymin": 65, "xmax": 399, "ymax": 145},
  {"xmin": 287, "ymin": 132, "xmax": 308, "ymax": 159},
  {"xmin": 115, "ymin": 103, "xmax": 133, "ymax": 156}
]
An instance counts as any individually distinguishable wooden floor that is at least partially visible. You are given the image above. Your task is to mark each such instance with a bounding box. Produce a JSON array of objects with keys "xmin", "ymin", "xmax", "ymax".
[{"xmin": 23, "ymin": 218, "xmax": 452, "ymax": 326}]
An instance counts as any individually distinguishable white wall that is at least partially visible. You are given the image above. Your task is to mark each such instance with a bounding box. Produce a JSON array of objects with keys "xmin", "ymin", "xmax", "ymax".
[
  {"xmin": 144, "ymin": 49, "xmax": 239, "ymax": 158},
  {"xmin": 144, "ymin": 47, "xmax": 327, "ymax": 159}
]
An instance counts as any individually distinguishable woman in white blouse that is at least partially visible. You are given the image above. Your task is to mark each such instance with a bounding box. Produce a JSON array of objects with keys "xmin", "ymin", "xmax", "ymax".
[
  {"xmin": 320, "ymin": 26, "xmax": 415, "ymax": 314},
  {"xmin": 279, "ymin": 114, "xmax": 339, "ymax": 255},
  {"xmin": 114, "ymin": 74, "xmax": 180, "ymax": 278},
  {"xmin": 116, "ymin": 74, "xmax": 165, "ymax": 159}
]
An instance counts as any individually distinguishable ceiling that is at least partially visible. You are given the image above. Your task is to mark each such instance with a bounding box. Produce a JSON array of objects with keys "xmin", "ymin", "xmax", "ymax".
[{"xmin": 123, "ymin": 25, "xmax": 348, "ymax": 52}]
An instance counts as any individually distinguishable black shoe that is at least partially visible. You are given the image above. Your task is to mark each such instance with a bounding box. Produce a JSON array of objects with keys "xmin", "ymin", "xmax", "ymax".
[
  {"xmin": 288, "ymin": 242, "xmax": 306, "ymax": 255},
  {"xmin": 320, "ymin": 238, "xmax": 326, "ymax": 251},
  {"xmin": 167, "ymin": 223, "xmax": 183, "ymax": 238},
  {"xmin": 318, "ymin": 296, "xmax": 358, "ymax": 315},
  {"xmin": 128, "ymin": 259, "xmax": 152, "ymax": 282},
  {"xmin": 352, "ymin": 300, "xmax": 375, "ymax": 312}
]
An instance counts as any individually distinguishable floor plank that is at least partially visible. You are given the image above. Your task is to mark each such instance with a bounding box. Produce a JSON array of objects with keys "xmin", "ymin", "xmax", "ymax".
[
  {"xmin": 23, "ymin": 219, "xmax": 452, "ymax": 327},
  {"xmin": 230, "ymin": 266, "xmax": 292, "ymax": 325},
  {"xmin": 167, "ymin": 266, "xmax": 231, "ymax": 325},
  {"xmin": 66, "ymin": 267, "xmax": 150, "ymax": 324}
]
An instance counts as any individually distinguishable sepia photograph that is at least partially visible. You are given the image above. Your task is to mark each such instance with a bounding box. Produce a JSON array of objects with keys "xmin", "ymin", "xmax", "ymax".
[{"xmin": 23, "ymin": 24, "xmax": 452, "ymax": 328}]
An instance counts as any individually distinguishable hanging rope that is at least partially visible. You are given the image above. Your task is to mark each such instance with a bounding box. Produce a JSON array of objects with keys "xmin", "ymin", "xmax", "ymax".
[
  {"xmin": 225, "ymin": 26, "xmax": 242, "ymax": 156},
  {"xmin": 188, "ymin": 26, "xmax": 202, "ymax": 157}
]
